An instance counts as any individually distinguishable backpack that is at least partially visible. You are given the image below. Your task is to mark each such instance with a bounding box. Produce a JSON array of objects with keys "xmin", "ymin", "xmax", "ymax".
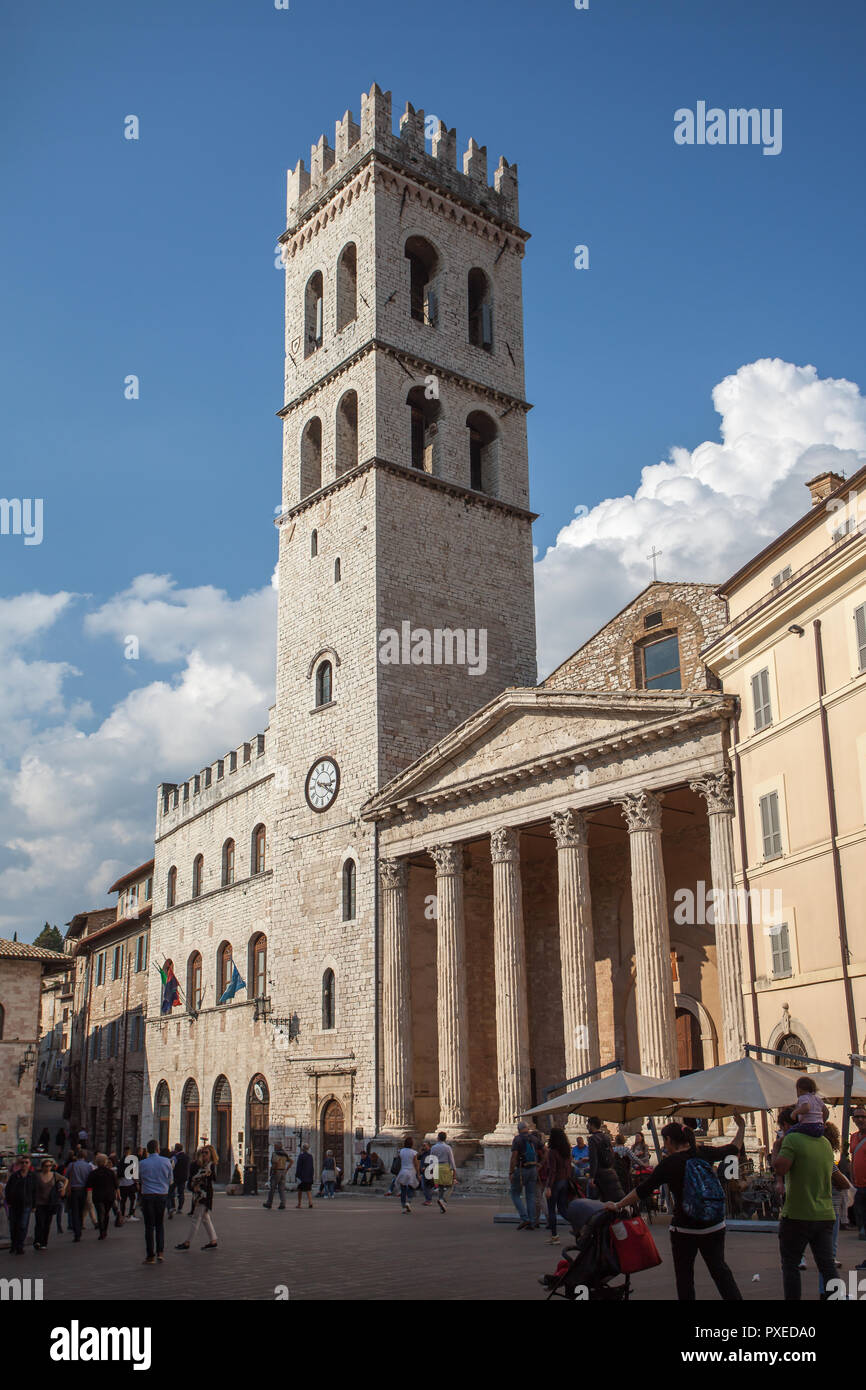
[
  {"xmin": 390, "ymin": 1155, "xmax": 402, "ymax": 1176},
  {"xmin": 272, "ymin": 1152, "xmax": 288, "ymax": 1175},
  {"xmin": 520, "ymin": 1136, "xmax": 537, "ymax": 1167},
  {"xmin": 681, "ymin": 1156, "xmax": 726, "ymax": 1225}
]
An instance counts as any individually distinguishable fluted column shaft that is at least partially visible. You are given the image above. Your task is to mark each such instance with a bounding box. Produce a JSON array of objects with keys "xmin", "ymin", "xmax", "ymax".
[
  {"xmin": 429, "ymin": 844, "xmax": 472, "ymax": 1136},
  {"xmin": 690, "ymin": 771, "xmax": 747, "ymax": 1063},
  {"xmin": 380, "ymin": 858, "xmax": 414, "ymax": 1133},
  {"xmin": 619, "ymin": 791, "xmax": 678, "ymax": 1079},
  {"xmin": 551, "ymin": 810, "xmax": 600, "ymax": 1080},
  {"xmin": 484, "ymin": 827, "xmax": 531, "ymax": 1140}
]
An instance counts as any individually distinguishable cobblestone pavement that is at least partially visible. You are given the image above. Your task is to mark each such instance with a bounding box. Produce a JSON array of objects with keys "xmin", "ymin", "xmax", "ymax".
[{"xmin": 7, "ymin": 1193, "xmax": 862, "ymax": 1302}]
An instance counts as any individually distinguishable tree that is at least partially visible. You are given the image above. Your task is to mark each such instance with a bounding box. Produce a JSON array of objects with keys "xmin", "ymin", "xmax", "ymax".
[{"xmin": 34, "ymin": 923, "xmax": 63, "ymax": 951}]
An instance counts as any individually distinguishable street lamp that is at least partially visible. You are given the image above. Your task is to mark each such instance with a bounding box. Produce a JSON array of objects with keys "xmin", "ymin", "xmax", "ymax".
[{"xmin": 17, "ymin": 1043, "xmax": 37, "ymax": 1086}]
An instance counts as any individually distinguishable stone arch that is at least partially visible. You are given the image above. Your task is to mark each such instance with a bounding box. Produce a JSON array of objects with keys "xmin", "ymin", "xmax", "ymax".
[
  {"xmin": 767, "ymin": 1014, "xmax": 819, "ymax": 1065},
  {"xmin": 675, "ymin": 992, "xmax": 718, "ymax": 1069},
  {"xmin": 306, "ymin": 646, "xmax": 341, "ymax": 679}
]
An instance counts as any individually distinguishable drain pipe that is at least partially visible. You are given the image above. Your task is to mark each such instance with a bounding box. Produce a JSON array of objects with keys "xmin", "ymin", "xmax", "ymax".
[{"xmin": 373, "ymin": 819, "xmax": 380, "ymax": 1138}]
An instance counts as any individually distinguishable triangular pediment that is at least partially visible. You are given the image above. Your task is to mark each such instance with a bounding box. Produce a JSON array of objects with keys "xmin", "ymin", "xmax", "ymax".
[{"xmin": 364, "ymin": 687, "xmax": 729, "ymax": 816}]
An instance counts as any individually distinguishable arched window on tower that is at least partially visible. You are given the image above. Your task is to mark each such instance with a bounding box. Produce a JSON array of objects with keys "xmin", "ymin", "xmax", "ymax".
[
  {"xmin": 404, "ymin": 236, "xmax": 439, "ymax": 325},
  {"xmin": 221, "ymin": 838, "xmax": 235, "ymax": 887},
  {"xmin": 166, "ymin": 865, "xmax": 177, "ymax": 908},
  {"xmin": 407, "ymin": 385, "xmax": 441, "ymax": 474},
  {"xmin": 336, "ymin": 242, "xmax": 357, "ymax": 331},
  {"xmin": 192, "ymin": 855, "xmax": 204, "ymax": 898},
  {"xmin": 311, "ymin": 528, "xmax": 318, "ymax": 557},
  {"xmin": 187, "ymin": 952, "xmax": 202, "ymax": 1011},
  {"xmin": 342, "ymin": 859, "xmax": 357, "ymax": 921},
  {"xmin": 334, "ymin": 557, "xmax": 341, "ymax": 583},
  {"xmin": 322, "ymin": 968, "xmax": 336, "ymax": 1030},
  {"xmin": 315, "ymin": 660, "xmax": 333, "ymax": 706},
  {"xmin": 467, "ymin": 267, "xmax": 493, "ymax": 350},
  {"xmin": 304, "ymin": 270, "xmax": 324, "ymax": 355},
  {"xmin": 300, "ymin": 418, "xmax": 322, "ymax": 498},
  {"xmin": 467, "ymin": 410, "xmax": 498, "ymax": 495},
  {"xmin": 336, "ymin": 389, "xmax": 358, "ymax": 476},
  {"xmin": 251, "ymin": 824, "xmax": 266, "ymax": 875}
]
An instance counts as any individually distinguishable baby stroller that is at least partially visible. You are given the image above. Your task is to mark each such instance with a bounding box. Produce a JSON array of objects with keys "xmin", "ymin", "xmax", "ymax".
[{"xmin": 540, "ymin": 1209, "xmax": 632, "ymax": 1302}]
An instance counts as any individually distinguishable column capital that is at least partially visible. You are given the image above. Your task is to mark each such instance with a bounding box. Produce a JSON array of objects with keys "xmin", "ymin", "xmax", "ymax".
[
  {"xmin": 618, "ymin": 789, "xmax": 663, "ymax": 834},
  {"xmin": 490, "ymin": 825, "xmax": 520, "ymax": 864},
  {"xmin": 379, "ymin": 857, "xmax": 408, "ymax": 891},
  {"xmin": 689, "ymin": 769, "xmax": 735, "ymax": 816},
  {"xmin": 550, "ymin": 808, "xmax": 588, "ymax": 850},
  {"xmin": 429, "ymin": 843, "xmax": 464, "ymax": 876}
]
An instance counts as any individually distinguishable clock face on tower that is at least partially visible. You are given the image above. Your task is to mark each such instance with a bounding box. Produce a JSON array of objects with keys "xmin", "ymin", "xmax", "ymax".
[{"xmin": 305, "ymin": 757, "xmax": 340, "ymax": 812}]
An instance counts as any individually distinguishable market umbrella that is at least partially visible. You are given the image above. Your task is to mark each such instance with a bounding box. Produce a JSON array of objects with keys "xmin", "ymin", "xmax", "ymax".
[
  {"xmin": 634, "ymin": 1055, "xmax": 808, "ymax": 1119},
  {"xmin": 805, "ymin": 1067, "xmax": 866, "ymax": 1105},
  {"xmin": 522, "ymin": 1069, "xmax": 673, "ymax": 1123}
]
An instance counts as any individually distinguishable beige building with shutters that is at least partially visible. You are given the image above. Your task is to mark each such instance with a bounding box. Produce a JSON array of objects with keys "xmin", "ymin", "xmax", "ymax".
[{"xmin": 705, "ymin": 467, "xmax": 866, "ymax": 1078}]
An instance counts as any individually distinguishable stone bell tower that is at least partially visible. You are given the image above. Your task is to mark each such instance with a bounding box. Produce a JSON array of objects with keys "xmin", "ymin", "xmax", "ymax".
[{"xmin": 268, "ymin": 84, "xmax": 536, "ymax": 1150}]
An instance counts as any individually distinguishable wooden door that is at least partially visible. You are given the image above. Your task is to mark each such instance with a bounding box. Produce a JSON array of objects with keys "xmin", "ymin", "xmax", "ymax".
[
  {"xmin": 322, "ymin": 1099, "xmax": 344, "ymax": 1176},
  {"xmin": 676, "ymin": 1008, "xmax": 702, "ymax": 1075},
  {"xmin": 215, "ymin": 1106, "xmax": 230, "ymax": 1181},
  {"xmin": 248, "ymin": 1078, "xmax": 269, "ymax": 1182}
]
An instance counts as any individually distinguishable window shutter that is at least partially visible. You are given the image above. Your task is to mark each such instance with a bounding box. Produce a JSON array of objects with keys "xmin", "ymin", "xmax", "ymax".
[
  {"xmin": 315, "ymin": 295, "xmax": 323, "ymax": 343},
  {"xmin": 752, "ymin": 668, "xmax": 771, "ymax": 730},
  {"xmin": 856, "ymin": 604, "xmax": 866, "ymax": 672},
  {"xmin": 760, "ymin": 791, "xmax": 782, "ymax": 859},
  {"xmin": 481, "ymin": 301, "xmax": 493, "ymax": 347},
  {"xmin": 425, "ymin": 288, "xmax": 437, "ymax": 326},
  {"xmin": 771, "ymin": 924, "xmax": 791, "ymax": 976}
]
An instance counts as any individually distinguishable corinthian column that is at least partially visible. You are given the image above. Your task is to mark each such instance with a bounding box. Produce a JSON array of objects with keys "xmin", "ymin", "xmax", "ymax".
[
  {"xmin": 551, "ymin": 810, "xmax": 600, "ymax": 1081},
  {"xmin": 429, "ymin": 844, "xmax": 472, "ymax": 1137},
  {"xmin": 618, "ymin": 791, "xmax": 678, "ymax": 1079},
  {"xmin": 483, "ymin": 827, "xmax": 532, "ymax": 1142},
  {"xmin": 379, "ymin": 857, "xmax": 414, "ymax": 1134},
  {"xmin": 690, "ymin": 770, "xmax": 748, "ymax": 1063}
]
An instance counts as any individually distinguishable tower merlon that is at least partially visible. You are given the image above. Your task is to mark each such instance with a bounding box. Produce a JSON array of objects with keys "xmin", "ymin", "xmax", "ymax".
[
  {"xmin": 156, "ymin": 731, "xmax": 268, "ymax": 823},
  {"xmin": 284, "ymin": 81, "xmax": 521, "ymax": 231}
]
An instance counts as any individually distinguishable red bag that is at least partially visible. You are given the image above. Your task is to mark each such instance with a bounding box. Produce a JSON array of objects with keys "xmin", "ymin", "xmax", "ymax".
[{"xmin": 609, "ymin": 1215, "xmax": 662, "ymax": 1274}]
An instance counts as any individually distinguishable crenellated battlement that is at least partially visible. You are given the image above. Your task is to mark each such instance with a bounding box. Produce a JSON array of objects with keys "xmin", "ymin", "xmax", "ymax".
[
  {"xmin": 157, "ymin": 727, "xmax": 270, "ymax": 828},
  {"xmin": 285, "ymin": 82, "xmax": 520, "ymax": 232}
]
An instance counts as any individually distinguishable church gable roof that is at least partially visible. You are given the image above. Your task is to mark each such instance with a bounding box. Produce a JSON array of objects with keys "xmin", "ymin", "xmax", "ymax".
[{"xmin": 363, "ymin": 686, "xmax": 732, "ymax": 820}]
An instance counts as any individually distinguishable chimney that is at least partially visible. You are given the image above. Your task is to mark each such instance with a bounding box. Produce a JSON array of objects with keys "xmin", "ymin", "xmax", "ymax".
[{"xmin": 806, "ymin": 471, "xmax": 845, "ymax": 507}]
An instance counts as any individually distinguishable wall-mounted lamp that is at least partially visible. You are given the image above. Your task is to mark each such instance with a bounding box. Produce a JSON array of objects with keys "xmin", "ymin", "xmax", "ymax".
[
  {"xmin": 788, "ymin": 625, "xmax": 805, "ymax": 636},
  {"xmin": 17, "ymin": 1043, "xmax": 37, "ymax": 1086}
]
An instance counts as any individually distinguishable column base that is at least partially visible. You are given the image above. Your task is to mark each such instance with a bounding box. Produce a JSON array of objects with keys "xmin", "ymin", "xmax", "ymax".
[
  {"xmin": 429, "ymin": 1121, "xmax": 475, "ymax": 1142},
  {"xmin": 373, "ymin": 1126, "xmax": 415, "ymax": 1145},
  {"xmin": 479, "ymin": 1139, "xmax": 514, "ymax": 1179}
]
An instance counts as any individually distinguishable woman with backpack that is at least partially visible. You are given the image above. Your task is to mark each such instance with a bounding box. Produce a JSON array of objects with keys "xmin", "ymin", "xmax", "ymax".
[
  {"xmin": 604, "ymin": 1113, "xmax": 746, "ymax": 1300},
  {"xmin": 586, "ymin": 1116, "xmax": 625, "ymax": 1203}
]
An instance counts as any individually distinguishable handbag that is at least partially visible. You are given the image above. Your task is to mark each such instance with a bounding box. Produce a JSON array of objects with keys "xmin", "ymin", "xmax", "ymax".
[{"xmin": 609, "ymin": 1215, "xmax": 662, "ymax": 1275}]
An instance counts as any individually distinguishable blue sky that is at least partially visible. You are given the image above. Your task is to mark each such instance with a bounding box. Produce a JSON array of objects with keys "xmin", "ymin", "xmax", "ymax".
[{"xmin": 2, "ymin": 0, "xmax": 865, "ymax": 939}]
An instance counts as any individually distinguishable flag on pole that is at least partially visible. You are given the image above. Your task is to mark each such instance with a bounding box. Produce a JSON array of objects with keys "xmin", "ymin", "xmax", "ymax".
[
  {"xmin": 218, "ymin": 962, "xmax": 246, "ymax": 1005},
  {"xmin": 157, "ymin": 959, "xmax": 180, "ymax": 1014}
]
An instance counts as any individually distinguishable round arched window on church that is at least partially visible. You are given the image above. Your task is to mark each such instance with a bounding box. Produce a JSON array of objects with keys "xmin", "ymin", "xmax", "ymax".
[{"xmin": 776, "ymin": 1033, "xmax": 808, "ymax": 1070}]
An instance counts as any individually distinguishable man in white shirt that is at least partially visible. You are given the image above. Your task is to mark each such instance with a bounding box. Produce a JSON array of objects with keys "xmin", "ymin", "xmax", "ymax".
[{"xmin": 429, "ymin": 1131, "xmax": 458, "ymax": 1213}]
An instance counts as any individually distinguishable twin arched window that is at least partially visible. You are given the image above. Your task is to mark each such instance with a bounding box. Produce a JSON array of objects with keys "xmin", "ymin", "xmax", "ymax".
[
  {"xmin": 315, "ymin": 660, "xmax": 333, "ymax": 707},
  {"xmin": 222, "ymin": 839, "xmax": 235, "ymax": 887},
  {"xmin": 405, "ymin": 236, "xmax": 438, "ymax": 324},
  {"xmin": 322, "ymin": 968, "xmax": 336, "ymax": 1030},
  {"xmin": 192, "ymin": 855, "xmax": 204, "ymax": 898},
  {"xmin": 304, "ymin": 243, "xmax": 358, "ymax": 360}
]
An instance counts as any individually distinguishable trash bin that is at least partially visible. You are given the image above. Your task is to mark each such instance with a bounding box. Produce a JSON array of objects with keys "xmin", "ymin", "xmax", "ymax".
[{"xmin": 243, "ymin": 1165, "xmax": 258, "ymax": 1195}]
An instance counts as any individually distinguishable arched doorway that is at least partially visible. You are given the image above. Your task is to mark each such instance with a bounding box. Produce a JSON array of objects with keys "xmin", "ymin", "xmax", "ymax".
[
  {"xmin": 212, "ymin": 1076, "xmax": 232, "ymax": 1183},
  {"xmin": 104, "ymin": 1083, "xmax": 116, "ymax": 1154},
  {"xmin": 321, "ymin": 1098, "xmax": 344, "ymax": 1177},
  {"xmin": 247, "ymin": 1075, "xmax": 270, "ymax": 1183},
  {"xmin": 182, "ymin": 1079, "xmax": 200, "ymax": 1155},
  {"xmin": 676, "ymin": 1008, "xmax": 703, "ymax": 1076},
  {"xmin": 154, "ymin": 1081, "xmax": 170, "ymax": 1152}
]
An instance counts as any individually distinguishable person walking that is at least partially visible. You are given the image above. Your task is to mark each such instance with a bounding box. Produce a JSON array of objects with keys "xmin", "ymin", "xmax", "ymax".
[
  {"xmin": 295, "ymin": 1143, "xmax": 315, "ymax": 1208},
  {"xmin": 606, "ymin": 1115, "xmax": 745, "ymax": 1301},
  {"xmin": 819, "ymin": 1122, "xmax": 852, "ymax": 1291},
  {"xmin": 396, "ymin": 1135, "xmax": 420, "ymax": 1213},
  {"xmin": 55, "ymin": 1127, "xmax": 67, "ymax": 1160},
  {"xmin": 263, "ymin": 1141, "xmax": 293, "ymax": 1209},
  {"xmin": 586, "ymin": 1116, "xmax": 624, "ymax": 1204},
  {"xmin": 33, "ymin": 1158, "xmax": 67, "ymax": 1250},
  {"xmin": 88, "ymin": 1154, "xmax": 119, "ymax": 1240},
  {"xmin": 849, "ymin": 1107, "xmax": 866, "ymax": 1241},
  {"xmin": 321, "ymin": 1150, "xmax": 338, "ymax": 1199},
  {"xmin": 168, "ymin": 1144, "xmax": 190, "ymax": 1217},
  {"xmin": 65, "ymin": 1148, "xmax": 93, "ymax": 1242},
  {"xmin": 430, "ymin": 1131, "xmax": 458, "ymax": 1213},
  {"xmin": 5, "ymin": 1157, "xmax": 36, "ymax": 1255},
  {"xmin": 544, "ymin": 1127, "xmax": 573, "ymax": 1244},
  {"xmin": 37, "ymin": 1127, "xmax": 51, "ymax": 1151},
  {"xmin": 509, "ymin": 1120, "xmax": 539, "ymax": 1230},
  {"xmin": 118, "ymin": 1146, "xmax": 139, "ymax": 1221},
  {"xmin": 773, "ymin": 1112, "xmax": 838, "ymax": 1299},
  {"xmin": 175, "ymin": 1146, "xmax": 218, "ymax": 1250},
  {"xmin": 138, "ymin": 1138, "xmax": 173, "ymax": 1265},
  {"xmin": 417, "ymin": 1140, "xmax": 435, "ymax": 1206}
]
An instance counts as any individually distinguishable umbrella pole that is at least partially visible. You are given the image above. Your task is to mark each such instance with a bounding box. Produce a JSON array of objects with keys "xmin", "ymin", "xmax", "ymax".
[
  {"xmin": 842, "ymin": 1064, "xmax": 853, "ymax": 1163},
  {"xmin": 648, "ymin": 1115, "xmax": 663, "ymax": 1164}
]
